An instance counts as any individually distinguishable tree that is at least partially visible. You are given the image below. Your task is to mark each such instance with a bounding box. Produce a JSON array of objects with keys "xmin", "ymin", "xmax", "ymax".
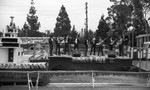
[
  {"xmin": 70, "ymin": 25, "xmax": 78, "ymax": 40},
  {"xmin": 96, "ymin": 15, "xmax": 110, "ymax": 39},
  {"xmin": 108, "ymin": 0, "xmax": 150, "ymax": 46},
  {"xmin": 79, "ymin": 29, "xmax": 95, "ymax": 44},
  {"xmin": 21, "ymin": 0, "xmax": 41, "ymax": 37},
  {"xmin": 18, "ymin": 22, "xmax": 29, "ymax": 37},
  {"xmin": 88, "ymin": 29, "xmax": 95, "ymax": 40},
  {"xmin": 131, "ymin": 0, "xmax": 145, "ymax": 34},
  {"xmin": 137, "ymin": 0, "xmax": 150, "ymax": 40},
  {"xmin": 27, "ymin": 0, "xmax": 40, "ymax": 31},
  {"xmin": 18, "ymin": 28, "xmax": 25, "ymax": 37},
  {"xmin": 108, "ymin": 0, "xmax": 133, "ymax": 39},
  {"xmin": 126, "ymin": 0, "xmax": 150, "ymax": 45},
  {"xmin": 54, "ymin": 5, "xmax": 71, "ymax": 37}
]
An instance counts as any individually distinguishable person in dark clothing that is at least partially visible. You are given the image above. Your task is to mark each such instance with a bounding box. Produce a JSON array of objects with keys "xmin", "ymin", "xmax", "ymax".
[
  {"xmin": 90, "ymin": 37, "xmax": 97, "ymax": 55},
  {"xmin": 109, "ymin": 37, "xmax": 115, "ymax": 51},
  {"xmin": 118, "ymin": 38, "xmax": 124, "ymax": 56},
  {"xmin": 68, "ymin": 36, "xmax": 72, "ymax": 55},
  {"xmin": 48, "ymin": 36, "xmax": 53, "ymax": 56},
  {"xmin": 97, "ymin": 37, "xmax": 104, "ymax": 56},
  {"xmin": 74, "ymin": 36, "xmax": 80, "ymax": 50},
  {"xmin": 64, "ymin": 37, "xmax": 68, "ymax": 54},
  {"xmin": 55, "ymin": 36, "xmax": 61, "ymax": 55},
  {"xmin": 64, "ymin": 35, "xmax": 71, "ymax": 55},
  {"xmin": 84, "ymin": 38, "xmax": 89, "ymax": 56}
]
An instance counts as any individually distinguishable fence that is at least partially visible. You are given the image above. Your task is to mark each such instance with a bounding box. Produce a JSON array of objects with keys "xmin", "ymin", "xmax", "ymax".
[{"xmin": 0, "ymin": 70, "xmax": 150, "ymax": 90}]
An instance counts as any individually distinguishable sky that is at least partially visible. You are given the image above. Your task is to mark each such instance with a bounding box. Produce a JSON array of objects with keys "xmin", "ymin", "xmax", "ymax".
[{"xmin": 0, "ymin": 0, "xmax": 113, "ymax": 32}]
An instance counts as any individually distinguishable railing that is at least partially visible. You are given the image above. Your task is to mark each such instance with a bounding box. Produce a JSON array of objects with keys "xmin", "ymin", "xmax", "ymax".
[
  {"xmin": 0, "ymin": 71, "xmax": 34, "ymax": 90},
  {"xmin": 0, "ymin": 71, "xmax": 150, "ymax": 90}
]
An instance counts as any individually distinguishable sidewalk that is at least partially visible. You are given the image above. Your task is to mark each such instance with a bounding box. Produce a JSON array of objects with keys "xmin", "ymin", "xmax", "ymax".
[{"xmin": 0, "ymin": 84, "xmax": 150, "ymax": 90}]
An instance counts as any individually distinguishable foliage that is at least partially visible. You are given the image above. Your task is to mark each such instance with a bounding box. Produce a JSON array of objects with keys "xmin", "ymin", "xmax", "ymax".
[
  {"xmin": 70, "ymin": 25, "xmax": 78, "ymax": 40},
  {"xmin": 96, "ymin": 15, "xmax": 110, "ymax": 39},
  {"xmin": 132, "ymin": 0, "xmax": 145, "ymax": 36},
  {"xmin": 54, "ymin": 5, "xmax": 71, "ymax": 37},
  {"xmin": 20, "ymin": 0, "xmax": 41, "ymax": 37},
  {"xmin": 18, "ymin": 28, "xmax": 46, "ymax": 37},
  {"xmin": 18, "ymin": 28, "xmax": 25, "ymax": 37},
  {"xmin": 79, "ymin": 29, "xmax": 95, "ymax": 44},
  {"xmin": 88, "ymin": 29, "xmax": 95, "ymax": 41},
  {"xmin": 130, "ymin": 0, "xmax": 150, "ymax": 45},
  {"xmin": 108, "ymin": 0, "xmax": 133, "ymax": 39},
  {"xmin": 108, "ymin": 0, "xmax": 150, "ymax": 46},
  {"xmin": 27, "ymin": 1, "xmax": 40, "ymax": 32},
  {"xmin": 137, "ymin": 0, "xmax": 150, "ymax": 36},
  {"xmin": 18, "ymin": 22, "xmax": 29, "ymax": 37}
]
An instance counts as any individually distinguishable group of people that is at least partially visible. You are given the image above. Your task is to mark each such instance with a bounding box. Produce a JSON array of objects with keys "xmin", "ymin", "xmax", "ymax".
[
  {"xmin": 48, "ymin": 35, "xmax": 125, "ymax": 56},
  {"xmin": 49, "ymin": 35, "xmax": 72, "ymax": 56}
]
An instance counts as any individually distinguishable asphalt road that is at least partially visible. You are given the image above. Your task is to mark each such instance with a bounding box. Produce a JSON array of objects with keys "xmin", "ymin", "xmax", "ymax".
[{"xmin": 0, "ymin": 84, "xmax": 150, "ymax": 90}]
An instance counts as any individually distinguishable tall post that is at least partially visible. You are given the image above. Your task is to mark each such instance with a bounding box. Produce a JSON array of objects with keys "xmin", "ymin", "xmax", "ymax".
[
  {"xmin": 144, "ymin": 15, "xmax": 149, "ymax": 69},
  {"xmin": 85, "ymin": 2, "xmax": 88, "ymax": 38},
  {"xmin": 146, "ymin": 19, "xmax": 150, "ymax": 70},
  {"xmin": 139, "ymin": 38, "xmax": 142, "ymax": 72}
]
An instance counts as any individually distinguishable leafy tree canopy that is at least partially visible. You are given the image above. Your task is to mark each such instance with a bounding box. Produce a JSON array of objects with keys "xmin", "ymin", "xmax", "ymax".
[
  {"xmin": 54, "ymin": 5, "xmax": 71, "ymax": 37},
  {"xmin": 70, "ymin": 25, "xmax": 78, "ymax": 40},
  {"xmin": 96, "ymin": 15, "xmax": 110, "ymax": 39},
  {"xmin": 20, "ymin": 0, "xmax": 41, "ymax": 37}
]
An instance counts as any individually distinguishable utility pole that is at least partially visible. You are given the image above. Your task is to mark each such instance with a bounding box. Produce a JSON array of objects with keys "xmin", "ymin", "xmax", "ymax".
[{"xmin": 85, "ymin": 2, "xmax": 88, "ymax": 39}]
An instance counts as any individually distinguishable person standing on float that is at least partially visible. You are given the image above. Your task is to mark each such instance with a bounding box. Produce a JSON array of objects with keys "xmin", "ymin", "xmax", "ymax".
[
  {"xmin": 74, "ymin": 35, "xmax": 80, "ymax": 50},
  {"xmin": 84, "ymin": 38, "xmax": 89, "ymax": 56},
  {"xmin": 64, "ymin": 36, "xmax": 67, "ymax": 54},
  {"xmin": 97, "ymin": 37, "xmax": 104, "ymax": 56},
  {"xmin": 109, "ymin": 37, "xmax": 115, "ymax": 51},
  {"xmin": 90, "ymin": 37, "xmax": 97, "ymax": 55},
  {"xmin": 118, "ymin": 37, "xmax": 124, "ymax": 56},
  {"xmin": 55, "ymin": 36, "xmax": 61, "ymax": 55},
  {"xmin": 66, "ymin": 35, "xmax": 71, "ymax": 55},
  {"xmin": 48, "ymin": 36, "xmax": 53, "ymax": 56}
]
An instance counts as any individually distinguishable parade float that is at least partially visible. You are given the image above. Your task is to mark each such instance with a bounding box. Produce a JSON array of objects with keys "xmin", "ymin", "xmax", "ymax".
[
  {"xmin": 0, "ymin": 0, "xmax": 49, "ymax": 86},
  {"xmin": 0, "ymin": 16, "xmax": 49, "ymax": 86},
  {"xmin": 30, "ymin": 0, "xmax": 133, "ymax": 71},
  {"xmin": 30, "ymin": 53, "xmax": 133, "ymax": 71}
]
